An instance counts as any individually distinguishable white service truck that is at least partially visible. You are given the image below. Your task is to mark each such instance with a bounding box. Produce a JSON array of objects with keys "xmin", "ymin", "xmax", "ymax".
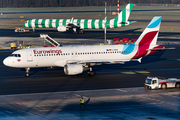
[{"xmin": 144, "ymin": 77, "xmax": 180, "ymax": 89}]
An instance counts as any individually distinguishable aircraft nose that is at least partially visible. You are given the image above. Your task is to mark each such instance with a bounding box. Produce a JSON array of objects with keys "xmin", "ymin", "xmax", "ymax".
[
  {"xmin": 23, "ymin": 23, "xmax": 26, "ymax": 27},
  {"xmin": 3, "ymin": 57, "xmax": 11, "ymax": 67}
]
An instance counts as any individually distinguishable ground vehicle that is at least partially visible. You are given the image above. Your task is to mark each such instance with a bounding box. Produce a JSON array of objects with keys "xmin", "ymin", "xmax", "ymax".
[
  {"xmin": 15, "ymin": 27, "xmax": 32, "ymax": 32},
  {"xmin": 144, "ymin": 77, "xmax": 180, "ymax": 89}
]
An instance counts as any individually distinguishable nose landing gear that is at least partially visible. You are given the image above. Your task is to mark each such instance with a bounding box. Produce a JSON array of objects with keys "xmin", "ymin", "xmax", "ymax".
[{"xmin": 25, "ymin": 67, "xmax": 30, "ymax": 77}]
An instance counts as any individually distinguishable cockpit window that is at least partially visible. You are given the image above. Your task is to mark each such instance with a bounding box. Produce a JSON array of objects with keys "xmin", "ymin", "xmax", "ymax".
[{"xmin": 10, "ymin": 54, "xmax": 21, "ymax": 57}]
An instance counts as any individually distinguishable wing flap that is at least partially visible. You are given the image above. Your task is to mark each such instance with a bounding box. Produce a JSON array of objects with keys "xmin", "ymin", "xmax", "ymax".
[{"xmin": 66, "ymin": 59, "xmax": 131, "ymax": 64}]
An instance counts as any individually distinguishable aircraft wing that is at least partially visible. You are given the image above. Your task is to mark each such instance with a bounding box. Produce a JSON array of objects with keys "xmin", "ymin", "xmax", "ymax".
[
  {"xmin": 66, "ymin": 58, "xmax": 142, "ymax": 65},
  {"xmin": 66, "ymin": 23, "xmax": 80, "ymax": 29}
]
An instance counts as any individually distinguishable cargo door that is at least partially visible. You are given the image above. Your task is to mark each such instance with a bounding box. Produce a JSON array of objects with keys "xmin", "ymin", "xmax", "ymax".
[{"xmin": 27, "ymin": 50, "xmax": 33, "ymax": 62}]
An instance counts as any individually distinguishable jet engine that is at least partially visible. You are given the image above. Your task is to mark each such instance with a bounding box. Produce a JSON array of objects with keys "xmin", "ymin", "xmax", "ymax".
[
  {"xmin": 64, "ymin": 64, "xmax": 84, "ymax": 75},
  {"xmin": 57, "ymin": 26, "xmax": 67, "ymax": 32}
]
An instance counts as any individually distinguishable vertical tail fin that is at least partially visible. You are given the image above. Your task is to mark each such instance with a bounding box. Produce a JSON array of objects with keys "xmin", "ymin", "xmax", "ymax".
[
  {"xmin": 135, "ymin": 16, "xmax": 162, "ymax": 46},
  {"xmin": 132, "ymin": 16, "xmax": 162, "ymax": 59},
  {"xmin": 114, "ymin": 3, "xmax": 134, "ymax": 23}
]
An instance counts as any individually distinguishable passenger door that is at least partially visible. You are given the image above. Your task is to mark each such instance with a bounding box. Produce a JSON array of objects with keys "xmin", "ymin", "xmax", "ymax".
[{"xmin": 27, "ymin": 50, "xmax": 33, "ymax": 62}]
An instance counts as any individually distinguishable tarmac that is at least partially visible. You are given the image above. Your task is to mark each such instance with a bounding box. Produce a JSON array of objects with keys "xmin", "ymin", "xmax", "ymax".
[{"xmin": 0, "ymin": 6, "xmax": 180, "ymax": 120}]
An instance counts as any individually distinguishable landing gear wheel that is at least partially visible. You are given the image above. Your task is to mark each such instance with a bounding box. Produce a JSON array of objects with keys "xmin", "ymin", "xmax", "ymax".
[
  {"xmin": 87, "ymin": 71, "xmax": 95, "ymax": 76},
  {"xmin": 25, "ymin": 73, "xmax": 29, "ymax": 77},
  {"xmin": 79, "ymin": 30, "xmax": 84, "ymax": 34},
  {"xmin": 161, "ymin": 83, "xmax": 167, "ymax": 89}
]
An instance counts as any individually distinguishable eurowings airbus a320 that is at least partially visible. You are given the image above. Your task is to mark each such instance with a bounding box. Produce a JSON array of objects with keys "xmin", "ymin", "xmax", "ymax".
[
  {"xmin": 4, "ymin": 16, "xmax": 164, "ymax": 77},
  {"xmin": 23, "ymin": 3, "xmax": 134, "ymax": 33}
]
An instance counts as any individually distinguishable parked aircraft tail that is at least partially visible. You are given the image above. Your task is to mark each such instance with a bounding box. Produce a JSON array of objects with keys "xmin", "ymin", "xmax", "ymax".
[{"xmin": 113, "ymin": 3, "xmax": 134, "ymax": 24}]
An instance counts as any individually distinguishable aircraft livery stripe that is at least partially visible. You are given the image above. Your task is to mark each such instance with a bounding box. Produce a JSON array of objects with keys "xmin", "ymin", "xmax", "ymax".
[
  {"xmin": 55, "ymin": 19, "xmax": 60, "ymax": 27},
  {"xmin": 45, "ymin": 19, "xmax": 49, "ymax": 28},
  {"xmin": 122, "ymin": 6, "xmax": 126, "ymax": 22},
  {"xmin": 28, "ymin": 19, "xmax": 32, "ymax": 28},
  {"xmin": 52, "ymin": 19, "xmax": 56, "ymax": 28},
  {"xmin": 35, "ymin": 19, "xmax": 39, "ymax": 28},
  {"xmin": 114, "ymin": 14, "xmax": 118, "ymax": 22},
  {"xmin": 42, "ymin": 19, "xmax": 46, "ymax": 28},
  {"xmin": 114, "ymin": 20, "xmax": 117, "ymax": 28},
  {"xmin": 147, "ymin": 17, "xmax": 162, "ymax": 28},
  {"xmin": 106, "ymin": 20, "xmax": 110, "ymax": 29},
  {"xmin": 80, "ymin": 19, "xmax": 84, "ymax": 29},
  {"xmin": 91, "ymin": 19, "xmax": 96, "ymax": 29},
  {"xmin": 38, "ymin": 19, "xmax": 42, "ymax": 28},
  {"xmin": 132, "ymin": 31, "xmax": 158, "ymax": 59},
  {"xmin": 121, "ymin": 43, "xmax": 135, "ymax": 55},
  {"xmin": 99, "ymin": 19, "xmax": 103, "ymax": 29},
  {"xmin": 77, "ymin": 19, "xmax": 81, "ymax": 26},
  {"xmin": 84, "ymin": 19, "xmax": 88, "ymax": 29},
  {"xmin": 59, "ymin": 19, "xmax": 63, "ymax": 26},
  {"xmin": 62, "ymin": 19, "xmax": 66, "ymax": 26},
  {"xmin": 49, "ymin": 19, "xmax": 53, "ymax": 28},
  {"xmin": 88, "ymin": 19, "xmax": 92, "ymax": 29},
  {"xmin": 95, "ymin": 19, "xmax": 99, "ymax": 29},
  {"xmin": 31, "ymin": 19, "xmax": 35, "ymax": 28}
]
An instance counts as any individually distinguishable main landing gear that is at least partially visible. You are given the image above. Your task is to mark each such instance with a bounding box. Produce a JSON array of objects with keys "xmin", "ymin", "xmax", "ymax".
[
  {"xmin": 79, "ymin": 29, "xmax": 84, "ymax": 34},
  {"xmin": 25, "ymin": 67, "xmax": 30, "ymax": 77},
  {"xmin": 73, "ymin": 28, "xmax": 84, "ymax": 34},
  {"xmin": 87, "ymin": 67, "xmax": 95, "ymax": 76}
]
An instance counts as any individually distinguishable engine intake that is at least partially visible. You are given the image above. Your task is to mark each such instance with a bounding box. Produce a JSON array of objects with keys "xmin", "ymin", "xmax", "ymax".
[
  {"xmin": 64, "ymin": 64, "xmax": 84, "ymax": 75},
  {"xmin": 57, "ymin": 26, "xmax": 67, "ymax": 32}
]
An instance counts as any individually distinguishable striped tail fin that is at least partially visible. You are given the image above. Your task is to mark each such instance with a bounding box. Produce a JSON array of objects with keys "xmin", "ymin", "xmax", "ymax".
[
  {"xmin": 114, "ymin": 3, "xmax": 134, "ymax": 23},
  {"xmin": 132, "ymin": 16, "xmax": 162, "ymax": 59}
]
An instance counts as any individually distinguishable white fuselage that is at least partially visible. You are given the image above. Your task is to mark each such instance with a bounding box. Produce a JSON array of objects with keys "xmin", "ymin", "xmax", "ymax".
[{"xmin": 3, "ymin": 44, "xmax": 138, "ymax": 68}]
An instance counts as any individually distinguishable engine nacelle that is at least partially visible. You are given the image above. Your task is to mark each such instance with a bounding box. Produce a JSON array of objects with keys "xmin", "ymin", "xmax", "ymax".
[
  {"xmin": 64, "ymin": 64, "xmax": 84, "ymax": 75},
  {"xmin": 57, "ymin": 26, "xmax": 67, "ymax": 32}
]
